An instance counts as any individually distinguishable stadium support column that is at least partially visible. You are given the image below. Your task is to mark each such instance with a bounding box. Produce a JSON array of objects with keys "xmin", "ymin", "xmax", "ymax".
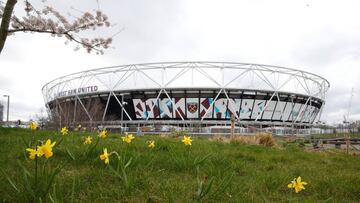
[
  {"xmin": 276, "ymin": 93, "xmax": 285, "ymax": 122},
  {"xmin": 76, "ymin": 95, "xmax": 93, "ymax": 126},
  {"xmin": 223, "ymin": 90, "xmax": 240, "ymax": 121},
  {"xmin": 315, "ymin": 102, "xmax": 325, "ymax": 124},
  {"xmin": 201, "ymin": 89, "xmax": 223, "ymax": 121},
  {"xmin": 290, "ymin": 94, "xmax": 296, "ymax": 136},
  {"xmin": 146, "ymin": 89, "xmax": 163, "ymax": 121},
  {"xmin": 163, "ymin": 89, "xmax": 185, "ymax": 121},
  {"xmin": 121, "ymin": 93, "xmax": 124, "ymax": 132},
  {"xmin": 111, "ymin": 91, "xmax": 132, "ymax": 121},
  {"xmin": 73, "ymin": 96, "xmax": 77, "ymax": 125},
  {"xmin": 55, "ymin": 99, "xmax": 61, "ymax": 128},
  {"xmin": 102, "ymin": 93, "xmax": 111, "ymax": 124},
  {"xmin": 254, "ymin": 92, "xmax": 276, "ymax": 121},
  {"xmin": 294, "ymin": 97, "xmax": 311, "ymax": 123}
]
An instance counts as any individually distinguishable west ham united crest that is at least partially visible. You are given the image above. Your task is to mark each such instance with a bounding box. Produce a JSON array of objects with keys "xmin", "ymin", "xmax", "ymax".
[{"xmin": 187, "ymin": 102, "xmax": 198, "ymax": 114}]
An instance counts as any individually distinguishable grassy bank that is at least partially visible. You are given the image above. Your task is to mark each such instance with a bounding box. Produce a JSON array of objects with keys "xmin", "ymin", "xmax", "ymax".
[{"xmin": 0, "ymin": 127, "xmax": 359, "ymax": 202}]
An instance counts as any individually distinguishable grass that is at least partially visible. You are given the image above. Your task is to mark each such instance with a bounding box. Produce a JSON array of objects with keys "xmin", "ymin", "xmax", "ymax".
[{"xmin": 0, "ymin": 127, "xmax": 360, "ymax": 202}]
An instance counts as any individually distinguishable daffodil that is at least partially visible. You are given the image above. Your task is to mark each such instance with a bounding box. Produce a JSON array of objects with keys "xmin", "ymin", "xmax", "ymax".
[
  {"xmin": 100, "ymin": 148, "xmax": 110, "ymax": 164},
  {"xmin": 28, "ymin": 122, "xmax": 38, "ymax": 130},
  {"xmin": 39, "ymin": 139, "xmax": 56, "ymax": 159},
  {"xmin": 147, "ymin": 140, "xmax": 155, "ymax": 149},
  {"xmin": 288, "ymin": 176, "xmax": 307, "ymax": 193},
  {"xmin": 84, "ymin": 136, "xmax": 92, "ymax": 145},
  {"xmin": 182, "ymin": 136, "xmax": 192, "ymax": 146},
  {"xmin": 26, "ymin": 148, "xmax": 41, "ymax": 160},
  {"xmin": 127, "ymin": 134, "xmax": 135, "ymax": 141},
  {"xmin": 121, "ymin": 133, "xmax": 135, "ymax": 144},
  {"xmin": 60, "ymin": 127, "xmax": 69, "ymax": 136},
  {"xmin": 98, "ymin": 129, "xmax": 107, "ymax": 139}
]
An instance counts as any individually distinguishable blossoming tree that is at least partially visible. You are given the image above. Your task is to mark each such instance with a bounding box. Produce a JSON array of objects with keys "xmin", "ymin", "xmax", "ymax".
[{"xmin": 0, "ymin": 0, "xmax": 113, "ymax": 54}]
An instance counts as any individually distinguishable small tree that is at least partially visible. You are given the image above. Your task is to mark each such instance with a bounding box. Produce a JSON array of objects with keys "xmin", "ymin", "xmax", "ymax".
[{"xmin": 0, "ymin": 0, "xmax": 113, "ymax": 54}]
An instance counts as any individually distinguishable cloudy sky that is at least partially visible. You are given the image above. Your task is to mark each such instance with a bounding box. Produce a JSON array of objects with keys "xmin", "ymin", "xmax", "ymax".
[{"xmin": 0, "ymin": 0, "xmax": 359, "ymax": 124}]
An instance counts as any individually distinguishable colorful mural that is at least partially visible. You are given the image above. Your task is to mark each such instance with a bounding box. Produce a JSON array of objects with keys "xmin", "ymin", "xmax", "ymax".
[
  {"xmin": 200, "ymin": 98, "xmax": 213, "ymax": 118},
  {"xmin": 132, "ymin": 97, "xmax": 320, "ymax": 123}
]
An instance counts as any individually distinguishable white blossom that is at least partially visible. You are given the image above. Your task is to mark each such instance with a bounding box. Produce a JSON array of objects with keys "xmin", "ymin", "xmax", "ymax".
[{"xmin": 2, "ymin": 1, "xmax": 113, "ymax": 54}]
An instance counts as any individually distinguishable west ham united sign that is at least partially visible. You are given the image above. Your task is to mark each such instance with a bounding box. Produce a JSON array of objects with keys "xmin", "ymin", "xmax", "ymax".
[{"xmin": 187, "ymin": 102, "xmax": 198, "ymax": 114}]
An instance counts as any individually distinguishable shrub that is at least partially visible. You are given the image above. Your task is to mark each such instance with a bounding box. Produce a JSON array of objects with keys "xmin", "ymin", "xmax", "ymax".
[{"xmin": 256, "ymin": 132, "xmax": 275, "ymax": 147}]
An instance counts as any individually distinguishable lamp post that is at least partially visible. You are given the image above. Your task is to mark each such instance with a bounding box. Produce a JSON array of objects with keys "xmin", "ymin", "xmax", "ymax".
[{"xmin": 3, "ymin": 95, "xmax": 9, "ymax": 123}]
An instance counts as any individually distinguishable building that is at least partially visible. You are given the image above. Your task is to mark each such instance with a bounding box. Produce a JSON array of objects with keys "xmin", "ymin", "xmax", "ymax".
[{"xmin": 42, "ymin": 62, "xmax": 330, "ymax": 129}]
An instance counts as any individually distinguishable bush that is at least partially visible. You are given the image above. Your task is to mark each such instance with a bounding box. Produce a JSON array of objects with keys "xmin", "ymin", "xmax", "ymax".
[
  {"xmin": 229, "ymin": 133, "xmax": 275, "ymax": 147},
  {"xmin": 256, "ymin": 132, "xmax": 275, "ymax": 147}
]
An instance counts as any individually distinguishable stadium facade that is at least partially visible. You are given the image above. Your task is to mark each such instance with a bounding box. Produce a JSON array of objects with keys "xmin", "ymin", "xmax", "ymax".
[{"xmin": 42, "ymin": 62, "xmax": 330, "ymax": 128}]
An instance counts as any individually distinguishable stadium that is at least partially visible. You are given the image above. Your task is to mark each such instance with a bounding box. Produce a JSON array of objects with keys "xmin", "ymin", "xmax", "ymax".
[{"xmin": 41, "ymin": 62, "xmax": 330, "ymax": 132}]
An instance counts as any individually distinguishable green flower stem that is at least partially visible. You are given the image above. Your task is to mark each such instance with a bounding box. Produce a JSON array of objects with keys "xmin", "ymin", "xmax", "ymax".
[
  {"xmin": 35, "ymin": 157, "xmax": 38, "ymax": 192},
  {"xmin": 86, "ymin": 137, "xmax": 100, "ymax": 156},
  {"xmin": 31, "ymin": 130, "xmax": 35, "ymax": 146}
]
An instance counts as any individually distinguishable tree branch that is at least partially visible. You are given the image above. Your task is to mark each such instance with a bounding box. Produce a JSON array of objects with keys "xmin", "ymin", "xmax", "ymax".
[
  {"xmin": 0, "ymin": 0, "xmax": 17, "ymax": 54},
  {"xmin": 8, "ymin": 28, "xmax": 56, "ymax": 34},
  {"xmin": 8, "ymin": 28, "xmax": 103, "ymax": 52},
  {"xmin": 1, "ymin": 1, "xmax": 113, "ymax": 55}
]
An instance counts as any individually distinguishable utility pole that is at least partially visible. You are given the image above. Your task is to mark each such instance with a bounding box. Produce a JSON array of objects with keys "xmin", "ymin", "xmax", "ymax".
[{"xmin": 3, "ymin": 95, "xmax": 9, "ymax": 123}]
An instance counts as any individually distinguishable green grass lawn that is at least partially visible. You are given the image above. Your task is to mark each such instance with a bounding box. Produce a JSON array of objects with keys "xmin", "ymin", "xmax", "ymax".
[{"xmin": 1, "ymin": 127, "xmax": 360, "ymax": 202}]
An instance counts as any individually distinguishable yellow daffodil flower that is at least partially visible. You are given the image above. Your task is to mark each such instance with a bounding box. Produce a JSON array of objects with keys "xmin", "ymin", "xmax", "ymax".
[
  {"xmin": 39, "ymin": 139, "xmax": 56, "ymax": 159},
  {"xmin": 128, "ymin": 134, "xmax": 135, "ymax": 141},
  {"xmin": 98, "ymin": 129, "xmax": 107, "ymax": 139},
  {"xmin": 28, "ymin": 122, "xmax": 38, "ymax": 130},
  {"xmin": 121, "ymin": 133, "xmax": 135, "ymax": 144},
  {"xmin": 60, "ymin": 127, "xmax": 69, "ymax": 136},
  {"xmin": 26, "ymin": 148, "xmax": 41, "ymax": 160},
  {"xmin": 84, "ymin": 136, "xmax": 92, "ymax": 145},
  {"xmin": 100, "ymin": 148, "xmax": 110, "ymax": 164},
  {"xmin": 288, "ymin": 176, "xmax": 307, "ymax": 193},
  {"xmin": 147, "ymin": 140, "xmax": 155, "ymax": 149},
  {"xmin": 182, "ymin": 136, "xmax": 192, "ymax": 146}
]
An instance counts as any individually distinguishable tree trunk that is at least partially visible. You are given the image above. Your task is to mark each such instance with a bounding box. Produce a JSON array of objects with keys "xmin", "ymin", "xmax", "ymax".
[{"xmin": 0, "ymin": 0, "xmax": 17, "ymax": 54}]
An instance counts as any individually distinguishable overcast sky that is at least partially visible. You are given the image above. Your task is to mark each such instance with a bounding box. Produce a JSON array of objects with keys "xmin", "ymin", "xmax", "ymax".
[{"xmin": 0, "ymin": 0, "xmax": 359, "ymax": 124}]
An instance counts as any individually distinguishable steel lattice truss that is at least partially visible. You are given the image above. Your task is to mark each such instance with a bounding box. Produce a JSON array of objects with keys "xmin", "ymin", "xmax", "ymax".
[{"xmin": 42, "ymin": 62, "xmax": 330, "ymax": 125}]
